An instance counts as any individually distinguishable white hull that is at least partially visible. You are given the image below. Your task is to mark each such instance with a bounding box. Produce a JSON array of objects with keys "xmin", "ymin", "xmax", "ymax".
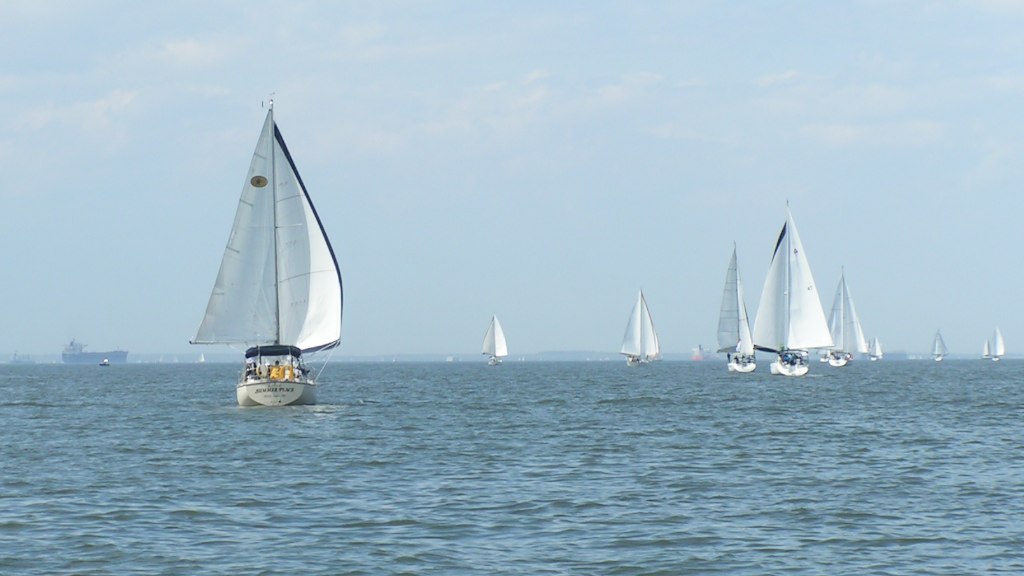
[
  {"xmin": 870, "ymin": 356, "xmax": 880, "ymax": 361},
  {"xmin": 828, "ymin": 354, "xmax": 850, "ymax": 368},
  {"xmin": 625, "ymin": 355, "xmax": 651, "ymax": 367},
  {"xmin": 727, "ymin": 360, "xmax": 756, "ymax": 373},
  {"xmin": 770, "ymin": 358, "xmax": 809, "ymax": 376},
  {"xmin": 236, "ymin": 378, "xmax": 317, "ymax": 407},
  {"xmin": 487, "ymin": 356, "xmax": 503, "ymax": 366},
  {"xmin": 934, "ymin": 356, "xmax": 944, "ymax": 362}
]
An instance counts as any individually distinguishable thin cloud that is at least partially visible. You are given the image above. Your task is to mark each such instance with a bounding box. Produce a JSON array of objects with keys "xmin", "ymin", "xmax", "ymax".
[
  {"xmin": 596, "ymin": 72, "xmax": 665, "ymax": 105},
  {"xmin": 160, "ymin": 38, "xmax": 229, "ymax": 67},
  {"xmin": 19, "ymin": 90, "xmax": 139, "ymax": 133},
  {"xmin": 757, "ymin": 70, "xmax": 801, "ymax": 87},
  {"xmin": 800, "ymin": 120, "xmax": 946, "ymax": 148},
  {"xmin": 524, "ymin": 69, "xmax": 552, "ymax": 84}
]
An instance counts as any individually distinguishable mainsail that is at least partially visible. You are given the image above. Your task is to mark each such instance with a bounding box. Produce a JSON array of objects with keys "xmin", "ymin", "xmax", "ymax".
[
  {"xmin": 933, "ymin": 331, "xmax": 948, "ymax": 358},
  {"xmin": 620, "ymin": 290, "xmax": 660, "ymax": 361},
  {"xmin": 482, "ymin": 315, "xmax": 508, "ymax": 359},
  {"xmin": 717, "ymin": 246, "xmax": 754, "ymax": 356},
  {"xmin": 193, "ymin": 107, "xmax": 343, "ymax": 352},
  {"xmin": 752, "ymin": 209, "xmax": 832, "ymax": 353},
  {"xmin": 828, "ymin": 271, "xmax": 869, "ymax": 354}
]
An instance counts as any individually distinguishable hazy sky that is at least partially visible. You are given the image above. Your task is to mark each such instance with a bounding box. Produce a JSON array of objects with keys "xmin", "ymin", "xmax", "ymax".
[{"xmin": 4, "ymin": 1, "xmax": 1024, "ymax": 358}]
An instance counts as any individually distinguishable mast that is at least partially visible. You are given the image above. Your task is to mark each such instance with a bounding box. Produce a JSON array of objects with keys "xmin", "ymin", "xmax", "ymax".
[
  {"xmin": 838, "ymin": 272, "xmax": 846, "ymax": 350},
  {"xmin": 269, "ymin": 99, "xmax": 282, "ymax": 345},
  {"xmin": 784, "ymin": 212, "xmax": 792, "ymax": 350}
]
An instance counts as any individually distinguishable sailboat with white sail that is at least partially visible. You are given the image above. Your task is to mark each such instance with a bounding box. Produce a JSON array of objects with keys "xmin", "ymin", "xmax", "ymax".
[
  {"xmin": 932, "ymin": 330, "xmax": 948, "ymax": 362},
  {"xmin": 869, "ymin": 337, "xmax": 883, "ymax": 361},
  {"xmin": 620, "ymin": 290, "xmax": 660, "ymax": 366},
  {"xmin": 752, "ymin": 207, "xmax": 833, "ymax": 376},
  {"xmin": 825, "ymin": 270, "xmax": 869, "ymax": 367},
  {"xmin": 717, "ymin": 245, "xmax": 756, "ymax": 372},
  {"xmin": 482, "ymin": 315, "xmax": 508, "ymax": 365},
  {"xmin": 192, "ymin": 102, "xmax": 343, "ymax": 406},
  {"xmin": 983, "ymin": 327, "xmax": 1004, "ymax": 361}
]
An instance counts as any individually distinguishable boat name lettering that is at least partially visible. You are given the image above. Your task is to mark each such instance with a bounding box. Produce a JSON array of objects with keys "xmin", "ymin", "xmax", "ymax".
[{"xmin": 255, "ymin": 387, "xmax": 295, "ymax": 394}]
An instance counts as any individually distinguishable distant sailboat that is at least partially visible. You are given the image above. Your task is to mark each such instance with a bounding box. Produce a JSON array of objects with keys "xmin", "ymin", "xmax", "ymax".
[
  {"xmin": 983, "ymin": 327, "xmax": 1004, "ymax": 361},
  {"xmin": 933, "ymin": 330, "xmax": 948, "ymax": 362},
  {"xmin": 717, "ymin": 245, "xmax": 756, "ymax": 372},
  {"xmin": 869, "ymin": 337, "xmax": 883, "ymax": 361},
  {"xmin": 192, "ymin": 102, "xmax": 343, "ymax": 407},
  {"xmin": 825, "ymin": 270, "xmax": 869, "ymax": 367},
  {"xmin": 752, "ymin": 207, "xmax": 833, "ymax": 376},
  {"xmin": 482, "ymin": 315, "xmax": 508, "ymax": 365},
  {"xmin": 620, "ymin": 290, "xmax": 660, "ymax": 366}
]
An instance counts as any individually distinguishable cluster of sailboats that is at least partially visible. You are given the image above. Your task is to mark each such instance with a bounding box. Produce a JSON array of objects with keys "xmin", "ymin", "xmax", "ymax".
[
  {"xmin": 712, "ymin": 208, "xmax": 887, "ymax": 376},
  {"xmin": 485, "ymin": 207, "xmax": 1006, "ymax": 375}
]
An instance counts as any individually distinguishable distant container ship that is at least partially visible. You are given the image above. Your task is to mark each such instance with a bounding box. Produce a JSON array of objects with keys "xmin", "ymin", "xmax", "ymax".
[{"xmin": 62, "ymin": 339, "xmax": 128, "ymax": 364}]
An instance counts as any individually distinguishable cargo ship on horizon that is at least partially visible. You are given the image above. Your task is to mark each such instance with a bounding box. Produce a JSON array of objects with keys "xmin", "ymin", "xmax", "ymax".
[{"xmin": 62, "ymin": 339, "xmax": 128, "ymax": 364}]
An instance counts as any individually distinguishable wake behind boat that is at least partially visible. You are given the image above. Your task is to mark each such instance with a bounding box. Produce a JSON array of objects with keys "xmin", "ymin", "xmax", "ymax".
[
  {"xmin": 751, "ymin": 207, "xmax": 833, "ymax": 376},
  {"xmin": 191, "ymin": 102, "xmax": 343, "ymax": 406}
]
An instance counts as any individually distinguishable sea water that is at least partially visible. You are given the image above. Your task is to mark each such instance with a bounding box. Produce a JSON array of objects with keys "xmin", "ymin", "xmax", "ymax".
[{"xmin": 1, "ymin": 360, "xmax": 1022, "ymax": 575}]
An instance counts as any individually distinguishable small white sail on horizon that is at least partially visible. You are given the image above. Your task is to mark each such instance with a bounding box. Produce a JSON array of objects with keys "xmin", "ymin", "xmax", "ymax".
[
  {"xmin": 826, "ymin": 271, "xmax": 869, "ymax": 367},
  {"xmin": 869, "ymin": 337, "xmax": 883, "ymax": 361},
  {"xmin": 620, "ymin": 290, "xmax": 660, "ymax": 366},
  {"xmin": 717, "ymin": 245, "xmax": 756, "ymax": 373},
  {"xmin": 482, "ymin": 315, "xmax": 508, "ymax": 365},
  {"xmin": 983, "ymin": 327, "xmax": 1004, "ymax": 361},
  {"xmin": 752, "ymin": 207, "xmax": 833, "ymax": 376},
  {"xmin": 933, "ymin": 330, "xmax": 948, "ymax": 362},
  {"xmin": 192, "ymin": 102, "xmax": 343, "ymax": 407}
]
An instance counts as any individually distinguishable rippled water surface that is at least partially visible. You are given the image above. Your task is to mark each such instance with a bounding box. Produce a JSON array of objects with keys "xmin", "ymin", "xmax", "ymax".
[{"xmin": 2, "ymin": 360, "xmax": 1023, "ymax": 574}]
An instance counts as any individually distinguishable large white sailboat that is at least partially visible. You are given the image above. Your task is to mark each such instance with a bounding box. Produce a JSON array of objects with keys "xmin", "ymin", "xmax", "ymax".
[
  {"xmin": 717, "ymin": 245, "xmax": 756, "ymax": 372},
  {"xmin": 983, "ymin": 327, "xmax": 1005, "ymax": 361},
  {"xmin": 620, "ymin": 290, "xmax": 660, "ymax": 366},
  {"xmin": 192, "ymin": 102, "xmax": 343, "ymax": 407},
  {"xmin": 825, "ymin": 271, "xmax": 869, "ymax": 367},
  {"xmin": 752, "ymin": 208, "xmax": 833, "ymax": 376},
  {"xmin": 932, "ymin": 330, "xmax": 948, "ymax": 362},
  {"xmin": 482, "ymin": 315, "xmax": 508, "ymax": 365}
]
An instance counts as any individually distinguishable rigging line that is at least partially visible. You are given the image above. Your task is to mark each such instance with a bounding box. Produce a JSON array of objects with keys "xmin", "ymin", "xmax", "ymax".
[{"xmin": 315, "ymin": 345, "xmax": 339, "ymax": 381}]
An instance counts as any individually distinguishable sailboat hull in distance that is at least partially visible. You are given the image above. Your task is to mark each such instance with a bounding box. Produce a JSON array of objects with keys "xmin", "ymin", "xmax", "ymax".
[
  {"xmin": 827, "ymin": 353, "xmax": 850, "ymax": 367},
  {"xmin": 770, "ymin": 358, "xmax": 809, "ymax": 376},
  {"xmin": 728, "ymin": 359, "xmax": 756, "ymax": 373}
]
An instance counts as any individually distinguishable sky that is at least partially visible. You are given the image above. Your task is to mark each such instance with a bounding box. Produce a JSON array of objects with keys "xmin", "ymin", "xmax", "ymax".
[{"xmin": 3, "ymin": 0, "xmax": 1024, "ymax": 359}]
